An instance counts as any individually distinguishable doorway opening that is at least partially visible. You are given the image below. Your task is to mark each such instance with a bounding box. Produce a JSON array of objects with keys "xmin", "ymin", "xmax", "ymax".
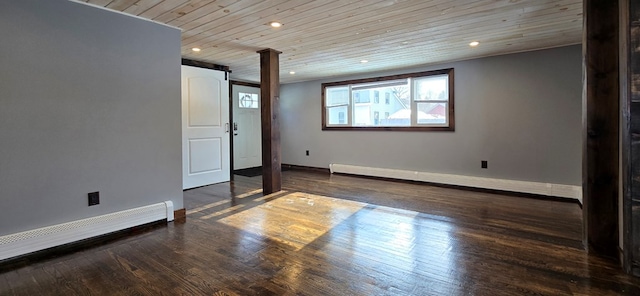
[{"xmin": 230, "ymin": 81, "xmax": 262, "ymax": 178}]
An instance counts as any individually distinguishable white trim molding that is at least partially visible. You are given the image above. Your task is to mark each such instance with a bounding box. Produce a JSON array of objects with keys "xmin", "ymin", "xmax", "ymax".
[
  {"xmin": 329, "ymin": 164, "xmax": 582, "ymax": 203},
  {"xmin": 0, "ymin": 201, "xmax": 174, "ymax": 261}
]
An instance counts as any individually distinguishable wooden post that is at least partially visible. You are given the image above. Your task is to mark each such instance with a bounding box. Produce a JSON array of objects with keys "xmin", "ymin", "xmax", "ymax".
[
  {"xmin": 620, "ymin": 0, "xmax": 640, "ymax": 274},
  {"xmin": 258, "ymin": 48, "xmax": 282, "ymax": 194},
  {"xmin": 583, "ymin": 0, "xmax": 619, "ymax": 259}
]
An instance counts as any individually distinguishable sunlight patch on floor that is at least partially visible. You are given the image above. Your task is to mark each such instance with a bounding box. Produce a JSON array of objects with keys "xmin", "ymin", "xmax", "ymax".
[
  {"xmin": 186, "ymin": 199, "xmax": 229, "ymax": 215},
  {"xmin": 200, "ymin": 204, "xmax": 247, "ymax": 220},
  {"xmin": 235, "ymin": 189, "xmax": 263, "ymax": 199},
  {"xmin": 254, "ymin": 190, "xmax": 289, "ymax": 202},
  {"xmin": 217, "ymin": 192, "xmax": 367, "ymax": 250}
]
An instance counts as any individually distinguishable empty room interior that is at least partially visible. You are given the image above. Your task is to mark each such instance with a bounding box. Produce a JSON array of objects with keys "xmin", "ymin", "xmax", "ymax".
[{"xmin": 2, "ymin": 0, "xmax": 640, "ymax": 295}]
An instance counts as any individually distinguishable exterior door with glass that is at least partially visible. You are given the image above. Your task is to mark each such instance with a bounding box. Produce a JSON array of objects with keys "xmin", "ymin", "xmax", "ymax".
[{"xmin": 232, "ymin": 84, "xmax": 262, "ymax": 170}]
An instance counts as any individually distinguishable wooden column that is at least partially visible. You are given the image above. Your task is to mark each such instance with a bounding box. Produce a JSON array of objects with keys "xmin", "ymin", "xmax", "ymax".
[
  {"xmin": 621, "ymin": 0, "xmax": 640, "ymax": 275},
  {"xmin": 258, "ymin": 48, "xmax": 282, "ymax": 194},
  {"xmin": 583, "ymin": 0, "xmax": 619, "ymax": 259}
]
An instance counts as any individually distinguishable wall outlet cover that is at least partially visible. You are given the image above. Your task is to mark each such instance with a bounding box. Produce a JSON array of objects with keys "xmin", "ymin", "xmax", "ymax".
[{"xmin": 88, "ymin": 192, "xmax": 100, "ymax": 206}]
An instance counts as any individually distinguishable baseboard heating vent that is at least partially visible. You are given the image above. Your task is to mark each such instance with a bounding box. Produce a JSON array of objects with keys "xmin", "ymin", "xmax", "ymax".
[
  {"xmin": 0, "ymin": 201, "xmax": 174, "ymax": 261},
  {"xmin": 329, "ymin": 164, "xmax": 582, "ymax": 203}
]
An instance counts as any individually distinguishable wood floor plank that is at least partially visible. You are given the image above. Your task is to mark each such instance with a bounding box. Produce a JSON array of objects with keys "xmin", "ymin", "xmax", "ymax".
[{"xmin": 1, "ymin": 170, "xmax": 639, "ymax": 295}]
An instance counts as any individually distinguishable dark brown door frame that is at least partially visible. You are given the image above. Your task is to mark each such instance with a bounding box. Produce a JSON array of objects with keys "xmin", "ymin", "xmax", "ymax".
[{"xmin": 229, "ymin": 80, "xmax": 261, "ymax": 181}]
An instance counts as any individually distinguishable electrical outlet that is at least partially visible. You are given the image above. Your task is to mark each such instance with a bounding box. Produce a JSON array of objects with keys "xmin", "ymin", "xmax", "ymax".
[
  {"xmin": 481, "ymin": 160, "xmax": 488, "ymax": 169},
  {"xmin": 306, "ymin": 150, "xmax": 309, "ymax": 156},
  {"xmin": 88, "ymin": 191, "xmax": 100, "ymax": 206}
]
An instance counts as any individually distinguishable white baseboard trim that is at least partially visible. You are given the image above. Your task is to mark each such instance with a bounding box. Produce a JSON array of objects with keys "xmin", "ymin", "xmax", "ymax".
[
  {"xmin": 329, "ymin": 164, "xmax": 582, "ymax": 203},
  {"xmin": 0, "ymin": 201, "xmax": 174, "ymax": 261}
]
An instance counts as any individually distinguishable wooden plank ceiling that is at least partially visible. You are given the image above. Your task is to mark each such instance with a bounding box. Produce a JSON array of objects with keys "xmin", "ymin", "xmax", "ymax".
[{"xmin": 79, "ymin": 0, "xmax": 583, "ymax": 83}]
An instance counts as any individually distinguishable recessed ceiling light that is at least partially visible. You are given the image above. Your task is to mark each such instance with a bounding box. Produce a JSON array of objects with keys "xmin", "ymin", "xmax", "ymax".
[
  {"xmin": 360, "ymin": 60, "xmax": 368, "ymax": 63},
  {"xmin": 192, "ymin": 47, "xmax": 201, "ymax": 52},
  {"xmin": 289, "ymin": 71, "xmax": 296, "ymax": 75},
  {"xmin": 469, "ymin": 41, "xmax": 480, "ymax": 47},
  {"xmin": 270, "ymin": 21, "xmax": 282, "ymax": 28}
]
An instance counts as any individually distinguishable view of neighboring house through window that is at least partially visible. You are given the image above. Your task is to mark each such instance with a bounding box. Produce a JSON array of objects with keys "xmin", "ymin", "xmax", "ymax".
[
  {"xmin": 414, "ymin": 75, "xmax": 448, "ymax": 125},
  {"xmin": 322, "ymin": 68, "xmax": 454, "ymax": 131}
]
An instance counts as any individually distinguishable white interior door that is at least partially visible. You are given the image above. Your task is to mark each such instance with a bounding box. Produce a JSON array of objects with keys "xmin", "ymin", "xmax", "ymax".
[
  {"xmin": 232, "ymin": 84, "xmax": 262, "ymax": 170},
  {"xmin": 182, "ymin": 65, "xmax": 230, "ymax": 189}
]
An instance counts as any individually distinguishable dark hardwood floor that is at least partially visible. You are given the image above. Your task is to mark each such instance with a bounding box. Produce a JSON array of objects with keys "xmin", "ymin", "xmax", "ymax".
[{"xmin": 2, "ymin": 170, "xmax": 640, "ymax": 295}]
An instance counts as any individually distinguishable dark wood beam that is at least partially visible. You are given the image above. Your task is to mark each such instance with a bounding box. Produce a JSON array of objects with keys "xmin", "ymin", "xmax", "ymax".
[
  {"xmin": 181, "ymin": 58, "xmax": 230, "ymax": 73},
  {"xmin": 583, "ymin": 0, "xmax": 620, "ymax": 259},
  {"xmin": 230, "ymin": 80, "xmax": 260, "ymax": 88},
  {"xmin": 620, "ymin": 0, "xmax": 640, "ymax": 275},
  {"xmin": 258, "ymin": 48, "xmax": 282, "ymax": 194}
]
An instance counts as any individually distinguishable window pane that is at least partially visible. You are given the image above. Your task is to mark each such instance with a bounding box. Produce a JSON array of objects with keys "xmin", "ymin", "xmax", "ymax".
[
  {"xmin": 327, "ymin": 105, "xmax": 348, "ymax": 125},
  {"xmin": 353, "ymin": 105, "xmax": 370, "ymax": 126},
  {"xmin": 352, "ymin": 81, "xmax": 410, "ymax": 126},
  {"xmin": 415, "ymin": 75, "xmax": 448, "ymax": 101},
  {"xmin": 326, "ymin": 86, "xmax": 349, "ymax": 106},
  {"xmin": 239, "ymin": 92, "xmax": 259, "ymax": 108},
  {"xmin": 353, "ymin": 91, "xmax": 369, "ymax": 103},
  {"xmin": 417, "ymin": 102, "xmax": 447, "ymax": 125}
]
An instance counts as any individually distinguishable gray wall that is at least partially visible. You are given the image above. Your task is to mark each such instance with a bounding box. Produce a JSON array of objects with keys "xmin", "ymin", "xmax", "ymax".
[
  {"xmin": 0, "ymin": 0, "xmax": 182, "ymax": 235},
  {"xmin": 280, "ymin": 45, "xmax": 582, "ymax": 186}
]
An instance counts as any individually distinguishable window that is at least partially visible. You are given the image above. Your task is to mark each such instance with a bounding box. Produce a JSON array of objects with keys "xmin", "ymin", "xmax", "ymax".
[
  {"xmin": 354, "ymin": 92, "xmax": 370, "ymax": 104},
  {"xmin": 322, "ymin": 68, "xmax": 454, "ymax": 131},
  {"xmin": 325, "ymin": 87, "xmax": 349, "ymax": 125},
  {"xmin": 239, "ymin": 92, "xmax": 259, "ymax": 108}
]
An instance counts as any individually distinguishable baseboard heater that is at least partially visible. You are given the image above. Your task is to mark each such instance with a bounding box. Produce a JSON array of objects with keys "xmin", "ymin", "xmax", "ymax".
[
  {"xmin": 329, "ymin": 164, "xmax": 582, "ymax": 203},
  {"xmin": 0, "ymin": 201, "xmax": 174, "ymax": 261}
]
